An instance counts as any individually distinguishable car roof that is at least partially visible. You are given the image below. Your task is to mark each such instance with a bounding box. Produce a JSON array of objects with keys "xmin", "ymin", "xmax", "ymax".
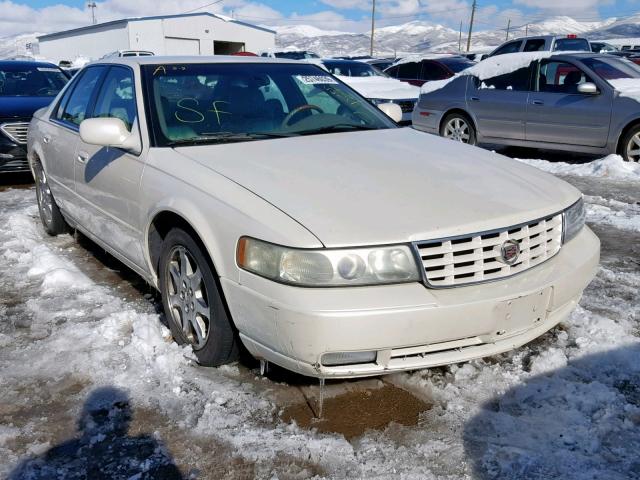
[
  {"xmin": 88, "ymin": 55, "xmax": 306, "ymax": 67},
  {"xmin": 0, "ymin": 60, "xmax": 61, "ymax": 68}
]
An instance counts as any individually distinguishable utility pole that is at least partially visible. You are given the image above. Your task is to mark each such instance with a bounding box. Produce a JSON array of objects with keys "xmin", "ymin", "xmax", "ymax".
[
  {"xmin": 87, "ymin": 2, "xmax": 97, "ymax": 25},
  {"xmin": 525, "ymin": 24, "xmax": 529, "ymax": 36},
  {"xmin": 370, "ymin": 0, "xmax": 376, "ymax": 57},
  {"xmin": 505, "ymin": 18, "xmax": 511, "ymax": 41},
  {"xmin": 465, "ymin": 0, "xmax": 477, "ymax": 52},
  {"xmin": 458, "ymin": 20, "xmax": 463, "ymax": 52}
]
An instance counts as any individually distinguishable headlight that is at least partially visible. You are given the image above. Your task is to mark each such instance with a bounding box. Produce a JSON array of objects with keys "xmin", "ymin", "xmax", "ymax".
[
  {"xmin": 237, "ymin": 237, "xmax": 420, "ymax": 287},
  {"xmin": 563, "ymin": 197, "xmax": 585, "ymax": 243}
]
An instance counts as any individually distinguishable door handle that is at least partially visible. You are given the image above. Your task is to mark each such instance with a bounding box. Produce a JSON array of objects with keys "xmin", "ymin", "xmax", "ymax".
[
  {"xmin": 531, "ymin": 99, "xmax": 544, "ymax": 105},
  {"xmin": 76, "ymin": 151, "xmax": 89, "ymax": 164},
  {"xmin": 43, "ymin": 135, "xmax": 51, "ymax": 144},
  {"xmin": 470, "ymin": 96, "xmax": 480, "ymax": 101}
]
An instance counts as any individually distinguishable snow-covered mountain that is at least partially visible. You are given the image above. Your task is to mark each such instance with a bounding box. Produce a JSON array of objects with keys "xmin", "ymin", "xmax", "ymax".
[{"xmin": 272, "ymin": 14, "xmax": 640, "ymax": 57}]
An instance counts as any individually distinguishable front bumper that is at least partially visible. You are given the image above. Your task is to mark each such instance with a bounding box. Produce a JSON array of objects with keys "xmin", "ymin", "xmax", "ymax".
[
  {"xmin": 223, "ymin": 227, "xmax": 600, "ymax": 378},
  {"xmin": 0, "ymin": 144, "xmax": 29, "ymax": 172}
]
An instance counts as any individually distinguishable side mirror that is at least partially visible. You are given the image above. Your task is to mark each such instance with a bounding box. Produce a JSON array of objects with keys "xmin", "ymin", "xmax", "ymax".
[
  {"xmin": 79, "ymin": 117, "xmax": 141, "ymax": 153},
  {"xmin": 377, "ymin": 102, "xmax": 403, "ymax": 123},
  {"xmin": 578, "ymin": 82, "xmax": 598, "ymax": 95}
]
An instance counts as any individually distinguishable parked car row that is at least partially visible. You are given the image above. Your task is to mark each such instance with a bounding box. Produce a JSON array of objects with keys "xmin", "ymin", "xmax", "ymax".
[
  {"xmin": 412, "ymin": 52, "xmax": 640, "ymax": 162},
  {"xmin": 18, "ymin": 54, "xmax": 599, "ymax": 381}
]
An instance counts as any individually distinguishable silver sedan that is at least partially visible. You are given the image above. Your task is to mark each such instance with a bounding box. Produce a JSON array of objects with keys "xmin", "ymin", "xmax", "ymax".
[{"xmin": 413, "ymin": 53, "xmax": 640, "ymax": 162}]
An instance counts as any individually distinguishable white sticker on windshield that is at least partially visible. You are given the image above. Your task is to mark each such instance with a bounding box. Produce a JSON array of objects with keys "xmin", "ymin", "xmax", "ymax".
[
  {"xmin": 296, "ymin": 75, "xmax": 338, "ymax": 85},
  {"xmin": 37, "ymin": 67, "xmax": 60, "ymax": 72}
]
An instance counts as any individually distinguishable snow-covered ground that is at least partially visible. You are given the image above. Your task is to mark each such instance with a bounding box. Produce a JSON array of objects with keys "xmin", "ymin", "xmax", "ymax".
[{"xmin": 0, "ymin": 153, "xmax": 638, "ymax": 479}]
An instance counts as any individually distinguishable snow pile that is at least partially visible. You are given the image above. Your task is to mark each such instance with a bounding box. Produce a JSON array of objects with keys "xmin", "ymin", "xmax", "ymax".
[
  {"xmin": 609, "ymin": 78, "xmax": 640, "ymax": 102},
  {"xmin": 338, "ymin": 75, "xmax": 420, "ymax": 99},
  {"xmin": 585, "ymin": 196, "xmax": 640, "ymax": 232},
  {"xmin": 516, "ymin": 154, "xmax": 640, "ymax": 180},
  {"xmin": 420, "ymin": 51, "xmax": 566, "ymax": 95}
]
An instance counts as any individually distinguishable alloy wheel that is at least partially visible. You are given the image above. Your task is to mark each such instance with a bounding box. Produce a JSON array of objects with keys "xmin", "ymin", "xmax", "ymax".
[
  {"xmin": 444, "ymin": 117, "xmax": 470, "ymax": 143},
  {"xmin": 165, "ymin": 245, "xmax": 211, "ymax": 349},
  {"xmin": 35, "ymin": 164, "xmax": 54, "ymax": 226},
  {"xmin": 626, "ymin": 133, "xmax": 640, "ymax": 162}
]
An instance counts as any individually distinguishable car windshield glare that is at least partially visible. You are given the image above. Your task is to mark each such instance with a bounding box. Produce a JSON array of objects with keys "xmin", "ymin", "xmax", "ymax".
[
  {"xmin": 0, "ymin": 65, "xmax": 68, "ymax": 97},
  {"xmin": 582, "ymin": 57, "xmax": 640, "ymax": 80},
  {"xmin": 144, "ymin": 63, "xmax": 395, "ymax": 146}
]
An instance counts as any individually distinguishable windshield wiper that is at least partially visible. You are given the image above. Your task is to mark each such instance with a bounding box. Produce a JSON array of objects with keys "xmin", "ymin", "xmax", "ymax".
[
  {"xmin": 295, "ymin": 124, "xmax": 381, "ymax": 136},
  {"xmin": 167, "ymin": 131, "xmax": 294, "ymax": 147}
]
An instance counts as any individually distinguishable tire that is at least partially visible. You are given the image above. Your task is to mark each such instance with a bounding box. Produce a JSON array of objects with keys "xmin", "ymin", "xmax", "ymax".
[
  {"xmin": 33, "ymin": 160, "xmax": 68, "ymax": 236},
  {"xmin": 158, "ymin": 228, "xmax": 239, "ymax": 366},
  {"xmin": 440, "ymin": 113, "xmax": 477, "ymax": 146},
  {"xmin": 620, "ymin": 124, "xmax": 640, "ymax": 162}
]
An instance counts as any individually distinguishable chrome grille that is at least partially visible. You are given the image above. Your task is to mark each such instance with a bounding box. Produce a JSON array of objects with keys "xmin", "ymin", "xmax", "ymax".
[
  {"xmin": 0, "ymin": 122, "xmax": 29, "ymax": 144},
  {"xmin": 415, "ymin": 214, "xmax": 563, "ymax": 287},
  {"xmin": 395, "ymin": 100, "xmax": 416, "ymax": 113}
]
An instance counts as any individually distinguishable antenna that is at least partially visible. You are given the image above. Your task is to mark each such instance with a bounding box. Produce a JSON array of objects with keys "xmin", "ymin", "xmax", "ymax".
[{"xmin": 87, "ymin": 2, "xmax": 97, "ymax": 25}]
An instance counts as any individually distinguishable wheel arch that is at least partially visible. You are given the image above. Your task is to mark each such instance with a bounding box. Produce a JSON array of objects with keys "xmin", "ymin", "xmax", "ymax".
[
  {"xmin": 615, "ymin": 118, "xmax": 640, "ymax": 156},
  {"xmin": 440, "ymin": 108, "xmax": 477, "ymax": 135}
]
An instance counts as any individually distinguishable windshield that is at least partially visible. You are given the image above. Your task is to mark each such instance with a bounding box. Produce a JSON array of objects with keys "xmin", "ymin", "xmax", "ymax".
[
  {"xmin": 441, "ymin": 57, "xmax": 476, "ymax": 73},
  {"xmin": 322, "ymin": 61, "xmax": 386, "ymax": 77},
  {"xmin": 0, "ymin": 64, "xmax": 68, "ymax": 97},
  {"xmin": 143, "ymin": 63, "xmax": 395, "ymax": 146},
  {"xmin": 582, "ymin": 57, "xmax": 640, "ymax": 80},
  {"xmin": 554, "ymin": 38, "xmax": 590, "ymax": 51},
  {"xmin": 275, "ymin": 52, "xmax": 319, "ymax": 60}
]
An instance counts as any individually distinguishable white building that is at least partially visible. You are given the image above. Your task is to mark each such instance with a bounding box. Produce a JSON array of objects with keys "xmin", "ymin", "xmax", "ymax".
[{"xmin": 37, "ymin": 12, "xmax": 275, "ymax": 63}]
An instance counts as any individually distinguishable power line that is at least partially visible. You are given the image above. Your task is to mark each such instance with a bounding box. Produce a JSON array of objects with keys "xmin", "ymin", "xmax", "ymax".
[{"xmin": 183, "ymin": 0, "xmax": 224, "ymax": 15}]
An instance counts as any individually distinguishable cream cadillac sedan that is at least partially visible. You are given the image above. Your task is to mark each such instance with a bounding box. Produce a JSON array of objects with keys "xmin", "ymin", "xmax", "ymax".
[{"xmin": 27, "ymin": 56, "xmax": 599, "ymax": 378}]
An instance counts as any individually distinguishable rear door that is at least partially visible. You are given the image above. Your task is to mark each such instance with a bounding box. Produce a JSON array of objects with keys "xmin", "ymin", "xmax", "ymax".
[
  {"xmin": 73, "ymin": 65, "xmax": 147, "ymax": 268},
  {"xmin": 466, "ymin": 66, "xmax": 531, "ymax": 140},
  {"xmin": 525, "ymin": 59, "xmax": 612, "ymax": 147},
  {"xmin": 420, "ymin": 60, "xmax": 452, "ymax": 83}
]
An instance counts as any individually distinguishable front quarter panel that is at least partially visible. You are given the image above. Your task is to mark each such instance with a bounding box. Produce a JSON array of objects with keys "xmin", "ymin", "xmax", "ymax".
[{"xmin": 140, "ymin": 147, "xmax": 323, "ymax": 287}]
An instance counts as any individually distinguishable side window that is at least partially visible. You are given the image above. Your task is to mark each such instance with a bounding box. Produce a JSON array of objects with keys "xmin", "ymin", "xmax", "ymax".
[
  {"xmin": 524, "ymin": 39, "xmax": 546, "ymax": 52},
  {"xmin": 421, "ymin": 61, "xmax": 449, "ymax": 81},
  {"xmin": 53, "ymin": 76, "xmax": 80, "ymax": 120},
  {"xmin": 385, "ymin": 66, "xmax": 399, "ymax": 77},
  {"xmin": 493, "ymin": 40, "xmax": 523, "ymax": 56},
  {"xmin": 58, "ymin": 67, "xmax": 105, "ymax": 127},
  {"xmin": 91, "ymin": 67, "xmax": 137, "ymax": 131},
  {"xmin": 538, "ymin": 61, "xmax": 591, "ymax": 94},
  {"xmin": 480, "ymin": 67, "xmax": 531, "ymax": 91},
  {"xmin": 398, "ymin": 62, "xmax": 420, "ymax": 79}
]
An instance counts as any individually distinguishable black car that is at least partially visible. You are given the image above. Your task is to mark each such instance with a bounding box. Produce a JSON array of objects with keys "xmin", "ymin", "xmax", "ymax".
[
  {"xmin": 384, "ymin": 56, "xmax": 475, "ymax": 87},
  {"xmin": 0, "ymin": 61, "xmax": 69, "ymax": 173}
]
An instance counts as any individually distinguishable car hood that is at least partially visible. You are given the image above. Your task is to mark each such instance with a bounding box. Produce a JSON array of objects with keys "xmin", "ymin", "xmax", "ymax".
[
  {"xmin": 175, "ymin": 128, "xmax": 580, "ymax": 247},
  {"xmin": 338, "ymin": 75, "xmax": 420, "ymax": 100},
  {"xmin": 0, "ymin": 96, "xmax": 55, "ymax": 120}
]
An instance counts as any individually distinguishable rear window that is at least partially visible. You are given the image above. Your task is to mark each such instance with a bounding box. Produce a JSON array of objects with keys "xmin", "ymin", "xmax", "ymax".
[
  {"xmin": 440, "ymin": 57, "xmax": 475, "ymax": 73},
  {"xmin": 554, "ymin": 38, "xmax": 590, "ymax": 51}
]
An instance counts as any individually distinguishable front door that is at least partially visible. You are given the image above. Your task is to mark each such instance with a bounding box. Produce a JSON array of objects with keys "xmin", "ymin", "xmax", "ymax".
[
  {"xmin": 45, "ymin": 66, "xmax": 106, "ymax": 212},
  {"xmin": 526, "ymin": 60, "xmax": 612, "ymax": 147},
  {"xmin": 467, "ymin": 66, "xmax": 531, "ymax": 140},
  {"xmin": 73, "ymin": 66, "xmax": 147, "ymax": 269}
]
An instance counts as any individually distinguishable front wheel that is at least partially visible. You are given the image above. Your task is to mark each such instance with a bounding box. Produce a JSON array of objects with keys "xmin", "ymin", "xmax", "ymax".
[
  {"xmin": 33, "ymin": 160, "xmax": 68, "ymax": 236},
  {"xmin": 440, "ymin": 113, "xmax": 477, "ymax": 145},
  {"xmin": 621, "ymin": 125, "xmax": 640, "ymax": 162},
  {"xmin": 158, "ymin": 228, "xmax": 239, "ymax": 366}
]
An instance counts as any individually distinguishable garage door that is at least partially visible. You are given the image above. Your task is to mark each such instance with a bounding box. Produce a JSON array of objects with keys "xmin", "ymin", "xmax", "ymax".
[{"xmin": 165, "ymin": 37, "xmax": 200, "ymax": 55}]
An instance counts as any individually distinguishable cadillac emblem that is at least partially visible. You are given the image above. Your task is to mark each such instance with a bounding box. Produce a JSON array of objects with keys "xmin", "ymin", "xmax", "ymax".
[{"xmin": 500, "ymin": 240, "xmax": 521, "ymax": 265}]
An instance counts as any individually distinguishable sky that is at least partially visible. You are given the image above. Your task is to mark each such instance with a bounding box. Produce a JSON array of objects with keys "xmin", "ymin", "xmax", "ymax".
[{"xmin": 2, "ymin": 0, "xmax": 640, "ymax": 38}]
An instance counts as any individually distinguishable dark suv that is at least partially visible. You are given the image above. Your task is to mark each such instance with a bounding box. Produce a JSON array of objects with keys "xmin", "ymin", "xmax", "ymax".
[
  {"xmin": 384, "ymin": 56, "xmax": 475, "ymax": 87},
  {"xmin": 0, "ymin": 61, "xmax": 68, "ymax": 173}
]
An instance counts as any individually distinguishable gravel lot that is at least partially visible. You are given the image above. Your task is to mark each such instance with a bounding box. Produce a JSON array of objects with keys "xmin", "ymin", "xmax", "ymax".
[{"xmin": 0, "ymin": 150, "xmax": 638, "ymax": 479}]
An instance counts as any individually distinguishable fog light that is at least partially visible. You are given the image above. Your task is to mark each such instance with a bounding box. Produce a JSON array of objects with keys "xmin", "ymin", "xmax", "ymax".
[{"xmin": 322, "ymin": 351, "xmax": 377, "ymax": 366}]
